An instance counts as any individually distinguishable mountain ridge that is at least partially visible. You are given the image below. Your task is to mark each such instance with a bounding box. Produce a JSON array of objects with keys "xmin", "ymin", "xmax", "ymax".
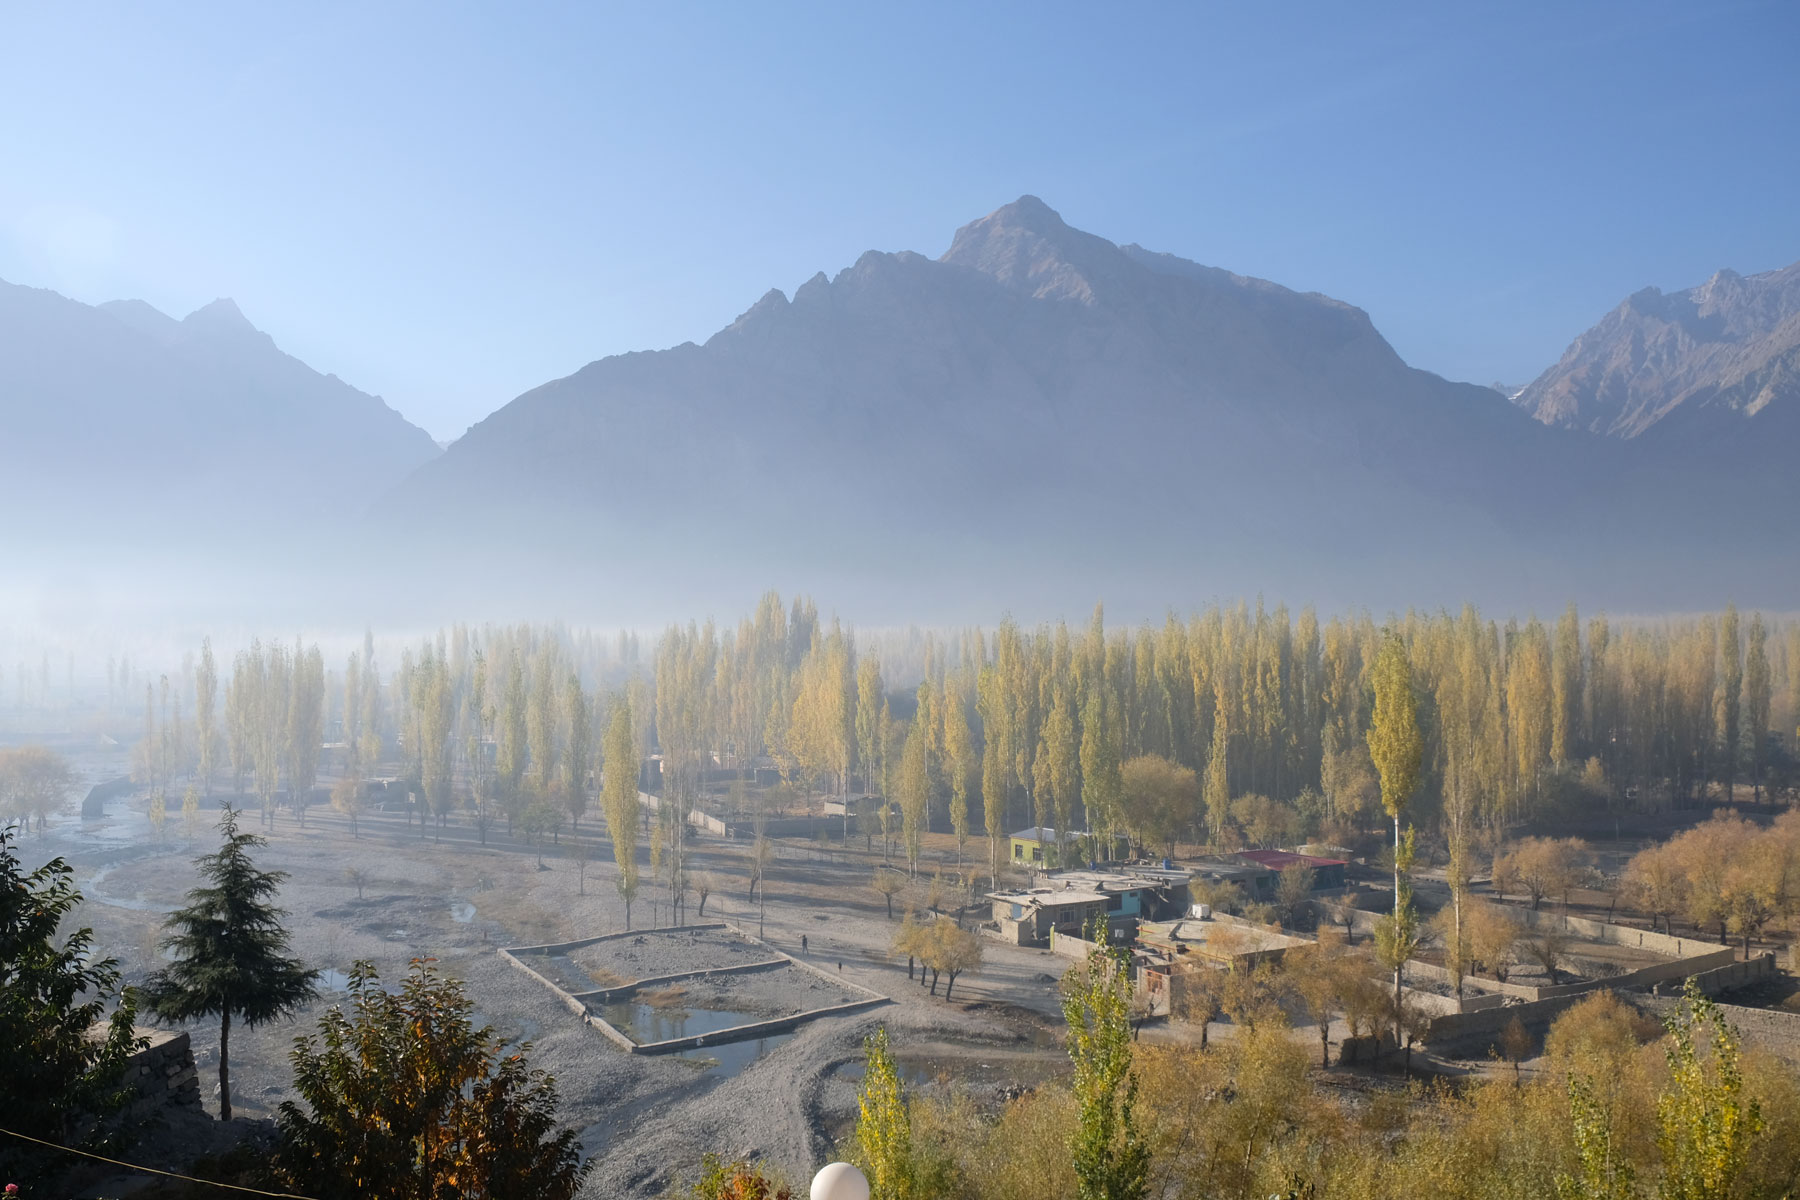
[
  {"xmin": 0, "ymin": 277, "xmax": 441, "ymax": 542},
  {"xmin": 1514, "ymin": 259, "xmax": 1800, "ymax": 441},
  {"xmin": 375, "ymin": 196, "xmax": 1776, "ymax": 613}
]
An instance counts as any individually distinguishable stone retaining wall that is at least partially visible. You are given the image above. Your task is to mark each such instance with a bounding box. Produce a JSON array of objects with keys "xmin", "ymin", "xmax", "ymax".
[
  {"xmin": 118, "ymin": 1028, "xmax": 203, "ymax": 1121},
  {"xmin": 1655, "ymin": 953, "xmax": 1778, "ymax": 998},
  {"xmin": 1631, "ymin": 975, "xmax": 1799, "ymax": 1066},
  {"xmin": 1422, "ymin": 992, "xmax": 1591, "ymax": 1048}
]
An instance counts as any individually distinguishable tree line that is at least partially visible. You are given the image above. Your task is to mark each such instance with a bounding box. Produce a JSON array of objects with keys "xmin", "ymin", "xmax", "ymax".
[{"xmin": 126, "ymin": 598, "xmax": 1795, "ymax": 898}]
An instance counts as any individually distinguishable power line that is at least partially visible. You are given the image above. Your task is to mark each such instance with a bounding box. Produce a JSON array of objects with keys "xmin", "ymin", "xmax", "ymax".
[{"xmin": 0, "ymin": 1124, "xmax": 318, "ymax": 1200}]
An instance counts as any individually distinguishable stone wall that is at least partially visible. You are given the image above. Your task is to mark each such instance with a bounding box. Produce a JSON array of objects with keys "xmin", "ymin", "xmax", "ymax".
[
  {"xmin": 1421, "ymin": 992, "xmax": 1591, "ymax": 1049},
  {"xmin": 1630, "ymin": 976, "xmax": 1800, "ymax": 1066},
  {"xmin": 118, "ymin": 1028, "xmax": 204, "ymax": 1121},
  {"xmin": 1671, "ymin": 952, "xmax": 1777, "ymax": 998}
]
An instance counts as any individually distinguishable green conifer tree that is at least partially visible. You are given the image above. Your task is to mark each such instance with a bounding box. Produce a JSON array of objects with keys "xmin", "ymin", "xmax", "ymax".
[{"xmin": 144, "ymin": 805, "xmax": 318, "ymax": 1121}]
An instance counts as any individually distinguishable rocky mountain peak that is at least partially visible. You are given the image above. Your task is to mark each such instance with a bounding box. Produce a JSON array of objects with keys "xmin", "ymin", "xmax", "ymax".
[
  {"xmin": 182, "ymin": 296, "xmax": 257, "ymax": 335},
  {"xmin": 1516, "ymin": 256, "xmax": 1800, "ymax": 438},
  {"xmin": 939, "ymin": 195, "xmax": 1134, "ymax": 305}
]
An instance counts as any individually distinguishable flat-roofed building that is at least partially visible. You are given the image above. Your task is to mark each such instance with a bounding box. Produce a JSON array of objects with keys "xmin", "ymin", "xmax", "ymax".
[
  {"xmin": 987, "ymin": 868, "xmax": 1191, "ymax": 946},
  {"xmin": 1235, "ymin": 849, "xmax": 1349, "ymax": 891}
]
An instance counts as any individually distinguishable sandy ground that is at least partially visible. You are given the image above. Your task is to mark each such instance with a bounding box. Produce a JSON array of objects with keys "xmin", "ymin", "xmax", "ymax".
[{"xmin": 17, "ymin": 768, "xmax": 1079, "ymax": 1197}]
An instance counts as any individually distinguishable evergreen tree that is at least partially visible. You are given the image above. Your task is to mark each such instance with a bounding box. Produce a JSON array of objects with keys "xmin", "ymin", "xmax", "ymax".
[{"xmin": 144, "ymin": 805, "xmax": 318, "ymax": 1121}]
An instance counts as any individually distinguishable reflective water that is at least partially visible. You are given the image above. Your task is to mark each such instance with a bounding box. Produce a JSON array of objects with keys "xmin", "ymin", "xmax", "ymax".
[{"xmin": 599, "ymin": 999, "xmax": 765, "ymax": 1044}]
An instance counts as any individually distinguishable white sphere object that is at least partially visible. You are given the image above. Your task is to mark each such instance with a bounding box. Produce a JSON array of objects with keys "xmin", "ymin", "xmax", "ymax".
[{"xmin": 811, "ymin": 1161, "xmax": 871, "ymax": 1200}]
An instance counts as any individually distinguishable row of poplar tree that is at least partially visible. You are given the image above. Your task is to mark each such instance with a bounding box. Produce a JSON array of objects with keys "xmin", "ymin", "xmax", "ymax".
[{"xmin": 141, "ymin": 596, "xmax": 1796, "ymax": 875}]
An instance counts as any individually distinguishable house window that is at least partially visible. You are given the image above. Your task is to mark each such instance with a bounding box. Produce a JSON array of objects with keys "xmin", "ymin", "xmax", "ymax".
[
  {"xmin": 1106, "ymin": 894, "xmax": 1123, "ymax": 912},
  {"xmin": 1031, "ymin": 846, "xmax": 1042, "ymax": 862}
]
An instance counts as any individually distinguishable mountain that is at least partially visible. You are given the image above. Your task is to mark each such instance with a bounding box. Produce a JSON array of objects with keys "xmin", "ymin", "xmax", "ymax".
[
  {"xmin": 0, "ymin": 279, "xmax": 440, "ymax": 545},
  {"xmin": 1514, "ymin": 261, "xmax": 1800, "ymax": 443},
  {"xmin": 374, "ymin": 196, "xmax": 1792, "ymax": 617}
]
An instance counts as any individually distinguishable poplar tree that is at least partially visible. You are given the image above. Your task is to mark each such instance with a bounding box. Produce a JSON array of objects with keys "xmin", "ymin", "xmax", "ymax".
[
  {"xmin": 287, "ymin": 643, "xmax": 325, "ymax": 826},
  {"xmin": 856, "ymin": 656, "xmax": 885, "ymax": 795},
  {"xmin": 145, "ymin": 806, "xmax": 318, "ymax": 1121},
  {"xmin": 602, "ymin": 700, "xmax": 639, "ymax": 928},
  {"xmin": 1034, "ymin": 688, "xmax": 1078, "ymax": 862},
  {"xmin": 977, "ymin": 662, "xmax": 1010, "ymax": 885},
  {"xmin": 1717, "ymin": 603, "xmax": 1742, "ymax": 802},
  {"xmin": 1203, "ymin": 709, "xmax": 1229, "ymax": 843},
  {"xmin": 1743, "ymin": 614, "xmax": 1770, "ymax": 800},
  {"xmin": 1551, "ymin": 602, "xmax": 1582, "ymax": 766},
  {"xmin": 497, "ymin": 656, "xmax": 528, "ymax": 807},
  {"xmin": 854, "ymin": 1027, "xmax": 914, "ymax": 1200},
  {"xmin": 1367, "ymin": 631, "xmax": 1422, "ymax": 1013},
  {"xmin": 1063, "ymin": 921, "xmax": 1150, "ymax": 1200},
  {"xmin": 563, "ymin": 674, "xmax": 591, "ymax": 833},
  {"xmin": 195, "ymin": 637, "xmax": 218, "ymax": 796},
  {"xmin": 942, "ymin": 678, "xmax": 974, "ymax": 865},
  {"xmin": 898, "ymin": 723, "xmax": 929, "ymax": 874},
  {"xmin": 1080, "ymin": 689, "xmax": 1123, "ymax": 859}
]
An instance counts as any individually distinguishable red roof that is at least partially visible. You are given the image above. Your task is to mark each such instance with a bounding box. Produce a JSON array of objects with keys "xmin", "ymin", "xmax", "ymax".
[{"xmin": 1237, "ymin": 849, "xmax": 1347, "ymax": 870}]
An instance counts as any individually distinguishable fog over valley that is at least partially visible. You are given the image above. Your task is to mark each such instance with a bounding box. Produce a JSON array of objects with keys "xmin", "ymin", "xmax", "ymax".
[{"xmin": 5, "ymin": 6, "xmax": 1799, "ymax": 1198}]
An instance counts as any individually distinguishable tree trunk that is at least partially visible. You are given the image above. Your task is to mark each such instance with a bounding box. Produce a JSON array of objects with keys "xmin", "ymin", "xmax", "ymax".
[
  {"xmin": 218, "ymin": 1010, "xmax": 232, "ymax": 1122},
  {"xmin": 1392, "ymin": 812, "xmax": 1403, "ymax": 1040},
  {"xmin": 1320, "ymin": 1025, "xmax": 1330, "ymax": 1068}
]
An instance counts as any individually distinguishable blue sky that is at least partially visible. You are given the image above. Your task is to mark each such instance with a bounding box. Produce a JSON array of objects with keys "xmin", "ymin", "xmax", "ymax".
[{"xmin": 3, "ymin": 2, "xmax": 1796, "ymax": 441}]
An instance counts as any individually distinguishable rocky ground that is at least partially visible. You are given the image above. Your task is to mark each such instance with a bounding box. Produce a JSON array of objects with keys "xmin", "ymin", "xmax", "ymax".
[{"xmin": 18, "ymin": 760, "xmax": 1077, "ymax": 1197}]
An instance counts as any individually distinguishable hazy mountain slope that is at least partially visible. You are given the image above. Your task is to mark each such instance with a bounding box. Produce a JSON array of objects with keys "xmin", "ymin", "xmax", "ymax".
[
  {"xmin": 0, "ymin": 279, "xmax": 440, "ymax": 540},
  {"xmin": 1515, "ymin": 261, "xmax": 1800, "ymax": 440},
  {"xmin": 382, "ymin": 196, "xmax": 1766, "ymax": 614}
]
